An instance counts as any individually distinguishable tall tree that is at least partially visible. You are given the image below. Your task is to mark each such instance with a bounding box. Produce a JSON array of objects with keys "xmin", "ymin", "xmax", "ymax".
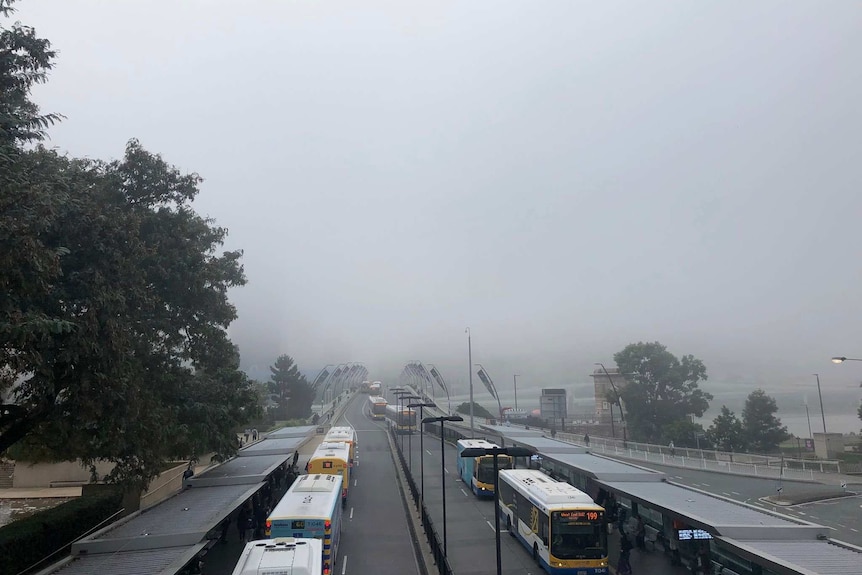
[
  {"xmin": 707, "ymin": 406, "xmax": 747, "ymax": 452},
  {"xmin": 613, "ymin": 341, "xmax": 713, "ymax": 443},
  {"xmin": 268, "ymin": 355, "xmax": 314, "ymax": 419},
  {"xmin": 741, "ymin": 389, "xmax": 790, "ymax": 454}
]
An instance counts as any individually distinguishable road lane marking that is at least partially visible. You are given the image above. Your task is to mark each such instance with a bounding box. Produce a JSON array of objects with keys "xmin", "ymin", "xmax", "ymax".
[
  {"xmin": 487, "ymin": 520, "xmax": 506, "ymax": 532},
  {"xmin": 350, "ymin": 507, "xmax": 354, "ymax": 520},
  {"xmin": 722, "ymin": 492, "xmax": 731, "ymax": 496},
  {"xmin": 701, "ymin": 483, "xmax": 711, "ymax": 487},
  {"xmin": 444, "ymin": 467, "xmax": 449, "ymax": 474},
  {"xmin": 341, "ymin": 555, "xmax": 348, "ymax": 575},
  {"xmin": 460, "ymin": 488, "xmax": 468, "ymax": 497},
  {"xmin": 851, "ymin": 528, "xmax": 859, "ymax": 532},
  {"xmin": 732, "ymin": 491, "xmax": 741, "ymax": 495},
  {"xmin": 426, "ymin": 450, "xmax": 433, "ymax": 456},
  {"xmin": 836, "ymin": 523, "xmax": 846, "ymax": 528}
]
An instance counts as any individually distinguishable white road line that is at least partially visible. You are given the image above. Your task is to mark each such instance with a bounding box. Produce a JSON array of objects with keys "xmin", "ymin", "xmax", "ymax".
[
  {"xmin": 798, "ymin": 512, "xmax": 806, "ymax": 515},
  {"xmin": 722, "ymin": 492, "xmax": 731, "ymax": 496},
  {"xmin": 460, "ymin": 488, "xmax": 469, "ymax": 497},
  {"xmin": 350, "ymin": 507, "xmax": 354, "ymax": 520},
  {"xmin": 851, "ymin": 528, "xmax": 859, "ymax": 532},
  {"xmin": 701, "ymin": 483, "xmax": 711, "ymax": 487},
  {"xmin": 444, "ymin": 467, "xmax": 449, "ymax": 474},
  {"xmin": 426, "ymin": 449, "xmax": 433, "ymax": 456},
  {"xmin": 341, "ymin": 555, "xmax": 348, "ymax": 575},
  {"xmin": 836, "ymin": 523, "xmax": 846, "ymax": 528},
  {"xmin": 731, "ymin": 491, "xmax": 741, "ymax": 495},
  {"xmin": 674, "ymin": 476, "xmax": 684, "ymax": 480},
  {"xmin": 809, "ymin": 515, "xmax": 819, "ymax": 519},
  {"xmin": 487, "ymin": 521, "xmax": 499, "ymax": 532},
  {"xmin": 354, "ymin": 479, "xmax": 357, "ymax": 486}
]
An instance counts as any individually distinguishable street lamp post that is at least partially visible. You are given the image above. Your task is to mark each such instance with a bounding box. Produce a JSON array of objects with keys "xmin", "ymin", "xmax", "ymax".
[
  {"xmin": 813, "ymin": 374, "xmax": 827, "ymax": 434},
  {"xmin": 459, "ymin": 446, "xmax": 532, "ymax": 575},
  {"xmin": 804, "ymin": 399, "xmax": 813, "ymax": 440},
  {"xmin": 408, "ymin": 402, "xmax": 436, "ymax": 507},
  {"xmin": 423, "ymin": 415, "xmax": 464, "ymax": 557},
  {"xmin": 513, "ymin": 374, "xmax": 520, "ymax": 410},
  {"xmin": 596, "ymin": 362, "xmax": 627, "ymax": 446},
  {"xmin": 466, "ymin": 328, "xmax": 474, "ymax": 438},
  {"xmin": 394, "ymin": 390, "xmax": 411, "ymax": 452},
  {"xmin": 402, "ymin": 395, "xmax": 421, "ymax": 475}
]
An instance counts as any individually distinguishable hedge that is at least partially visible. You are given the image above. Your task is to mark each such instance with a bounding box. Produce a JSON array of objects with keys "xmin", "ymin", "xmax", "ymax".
[{"xmin": 0, "ymin": 487, "xmax": 124, "ymax": 575}]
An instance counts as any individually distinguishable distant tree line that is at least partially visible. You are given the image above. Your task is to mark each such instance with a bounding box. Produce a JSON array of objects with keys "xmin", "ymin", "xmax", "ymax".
[{"xmin": 612, "ymin": 341, "xmax": 791, "ymax": 454}]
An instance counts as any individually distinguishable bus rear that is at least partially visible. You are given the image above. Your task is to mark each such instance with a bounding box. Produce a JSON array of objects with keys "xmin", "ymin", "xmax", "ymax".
[
  {"xmin": 307, "ymin": 442, "xmax": 351, "ymax": 503},
  {"xmin": 368, "ymin": 395, "xmax": 387, "ymax": 420},
  {"xmin": 266, "ymin": 474, "xmax": 343, "ymax": 575},
  {"xmin": 324, "ymin": 426, "xmax": 358, "ymax": 467}
]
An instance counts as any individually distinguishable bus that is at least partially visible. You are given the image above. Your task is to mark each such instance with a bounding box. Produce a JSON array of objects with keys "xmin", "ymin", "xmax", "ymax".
[
  {"xmin": 456, "ymin": 439, "xmax": 513, "ymax": 498},
  {"xmin": 324, "ymin": 426, "xmax": 358, "ymax": 467},
  {"xmin": 367, "ymin": 395, "xmax": 388, "ymax": 420},
  {"xmin": 266, "ymin": 474, "xmax": 343, "ymax": 575},
  {"xmin": 232, "ymin": 538, "xmax": 322, "ymax": 575},
  {"xmin": 306, "ymin": 441, "xmax": 351, "ymax": 504},
  {"xmin": 368, "ymin": 381, "xmax": 382, "ymax": 395},
  {"xmin": 360, "ymin": 381, "xmax": 372, "ymax": 393},
  {"xmin": 497, "ymin": 469, "xmax": 608, "ymax": 574},
  {"xmin": 384, "ymin": 404, "xmax": 416, "ymax": 434}
]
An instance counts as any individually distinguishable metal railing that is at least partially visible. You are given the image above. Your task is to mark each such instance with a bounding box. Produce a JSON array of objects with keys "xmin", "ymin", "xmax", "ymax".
[{"xmin": 392, "ymin": 426, "xmax": 455, "ymax": 575}]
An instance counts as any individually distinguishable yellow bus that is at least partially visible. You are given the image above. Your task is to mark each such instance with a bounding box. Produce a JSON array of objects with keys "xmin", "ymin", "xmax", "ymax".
[
  {"xmin": 306, "ymin": 441, "xmax": 351, "ymax": 505},
  {"xmin": 324, "ymin": 426, "xmax": 358, "ymax": 468},
  {"xmin": 367, "ymin": 395, "xmax": 388, "ymax": 421}
]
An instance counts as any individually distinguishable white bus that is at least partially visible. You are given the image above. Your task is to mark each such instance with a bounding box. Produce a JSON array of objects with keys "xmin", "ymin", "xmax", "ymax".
[
  {"xmin": 306, "ymin": 441, "xmax": 352, "ymax": 504},
  {"xmin": 497, "ymin": 469, "xmax": 608, "ymax": 574},
  {"xmin": 266, "ymin": 474, "xmax": 343, "ymax": 575},
  {"xmin": 323, "ymin": 426, "xmax": 358, "ymax": 468},
  {"xmin": 231, "ymin": 538, "xmax": 322, "ymax": 575}
]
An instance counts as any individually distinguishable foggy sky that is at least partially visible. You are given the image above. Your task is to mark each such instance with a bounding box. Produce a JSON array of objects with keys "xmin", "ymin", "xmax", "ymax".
[{"xmin": 16, "ymin": 1, "xmax": 862, "ymax": 429}]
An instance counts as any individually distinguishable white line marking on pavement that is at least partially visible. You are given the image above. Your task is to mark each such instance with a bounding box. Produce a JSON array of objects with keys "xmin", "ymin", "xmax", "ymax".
[
  {"xmin": 722, "ymin": 492, "xmax": 731, "ymax": 496},
  {"xmin": 460, "ymin": 488, "xmax": 468, "ymax": 497},
  {"xmin": 701, "ymin": 483, "xmax": 711, "ymax": 487},
  {"xmin": 798, "ymin": 512, "xmax": 806, "ymax": 515},
  {"xmin": 354, "ymin": 479, "xmax": 357, "ymax": 486},
  {"xmin": 486, "ymin": 521, "xmax": 505, "ymax": 533},
  {"xmin": 809, "ymin": 515, "xmax": 819, "ymax": 519},
  {"xmin": 350, "ymin": 507, "xmax": 354, "ymax": 520},
  {"xmin": 426, "ymin": 450, "xmax": 433, "ymax": 456},
  {"xmin": 836, "ymin": 523, "xmax": 846, "ymax": 528},
  {"xmin": 851, "ymin": 528, "xmax": 859, "ymax": 532},
  {"xmin": 732, "ymin": 491, "xmax": 741, "ymax": 495},
  {"xmin": 674, "ymin": 476, "xmax": 683, "ymax": 480},
  {"xmin": 444, "ymin": 467, "xmax": 449, "ymax": 474},
  {"xmin": 342, "ymin": 555, "xmax": 348, "ymax": 575}
]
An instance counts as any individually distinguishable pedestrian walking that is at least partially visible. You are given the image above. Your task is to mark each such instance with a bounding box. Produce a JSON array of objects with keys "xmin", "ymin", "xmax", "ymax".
[
  {"xmin": 244, "ymin": 428, "xmax": 250, "ymax": 443},
  {"xmin": 669, "ymin": 441, "xmax": 675, "ymax": 456},
  {"xmin": 237, "ymin": 507, "xmax": 250, "ymax": 543},
  {"xmin": 252, "ymin": 428, "xmax": 258, "ymax": 441},
  {"xmin": 618, "ymin": 534, "xmax": 634, "ymax": 575},
  {"xmin": 583, "ymin": 433, "xmax": 590, "ymax": 447}
]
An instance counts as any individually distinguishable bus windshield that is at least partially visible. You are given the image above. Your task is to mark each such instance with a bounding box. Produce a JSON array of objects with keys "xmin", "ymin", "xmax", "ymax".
[
  {"xmin": 550, "ymin": 510, "xmax": 606, "ymax": 560},
  {"xmin": 477, "ymin": 456, "xmax": 511, "ymax": 484}
]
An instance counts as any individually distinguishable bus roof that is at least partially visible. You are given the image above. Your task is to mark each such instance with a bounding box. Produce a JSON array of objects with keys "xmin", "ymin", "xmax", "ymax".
[
  {"xmin": 310, "ymin": 442, "xmax": 350, "ymax": 462},
  {"xmin": 368, "ymin": 395, "xmax": 387, "ymax": 404},
  {"xmin": 499, "ymin": 469, "xmax": 597, "ymax": 510},
  {"xmin": 324, "ymin": 427, "xmax": 356, "ymax": 442},
  {"xmin": 457, "ymin": 439, "xmax": 501, "ymax": 450},
  {"xmin": 231, "ymin": 538, "xmax": 322, "ymax": 575},
  {"xmin": 269, "ymin": 475, "xmax": 342, "ymax": 520}
]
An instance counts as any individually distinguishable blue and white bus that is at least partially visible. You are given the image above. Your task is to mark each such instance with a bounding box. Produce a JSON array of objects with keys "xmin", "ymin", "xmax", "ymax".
[
  {"xmin": 266, "ymin": 473, "xmax": 343, "ymax": 575},
  {"xmin": 456, "ymin": 439, "xmax": 513, "ymax": 498},
  {"xmin": 498, "ymin": 469, "xmax": 608, "ymax": 574}
]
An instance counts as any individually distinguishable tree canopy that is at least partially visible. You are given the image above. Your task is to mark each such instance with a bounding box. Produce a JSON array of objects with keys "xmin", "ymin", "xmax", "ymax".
[
  {"xmin": 707, "ymin": 406, "xmax": 747, "ymax": 452},
  {"xmin": 0, "ymin": 2, "xmax": 259, "ymax": 485},
  {"xmin": 741, "ymin": 389, "xmax": 790, "ymax": 454},
  {"xmin": 613, "ymin": 341, "xmax": 713, "ymax": 443},
  {"xmin": 268, "ymin": 355, "xmax": 314, "ymax": 420}
]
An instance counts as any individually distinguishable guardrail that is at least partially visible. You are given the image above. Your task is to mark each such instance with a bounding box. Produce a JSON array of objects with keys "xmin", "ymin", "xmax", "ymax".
[{"xmin": 392, "ymin": 426, "xmax": 454, "ymax": 575}]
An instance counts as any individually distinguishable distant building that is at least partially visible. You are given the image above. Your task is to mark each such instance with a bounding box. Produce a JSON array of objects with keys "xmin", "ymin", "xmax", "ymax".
[{"xmin": 589, "ymin": 367, "xmax": 628, "ymax": 424}]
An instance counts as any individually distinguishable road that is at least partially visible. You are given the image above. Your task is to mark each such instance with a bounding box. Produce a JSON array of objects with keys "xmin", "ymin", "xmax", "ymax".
[{"xmin": 337, "ymin": 394, "xmax": 421, "ymax": 575}]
